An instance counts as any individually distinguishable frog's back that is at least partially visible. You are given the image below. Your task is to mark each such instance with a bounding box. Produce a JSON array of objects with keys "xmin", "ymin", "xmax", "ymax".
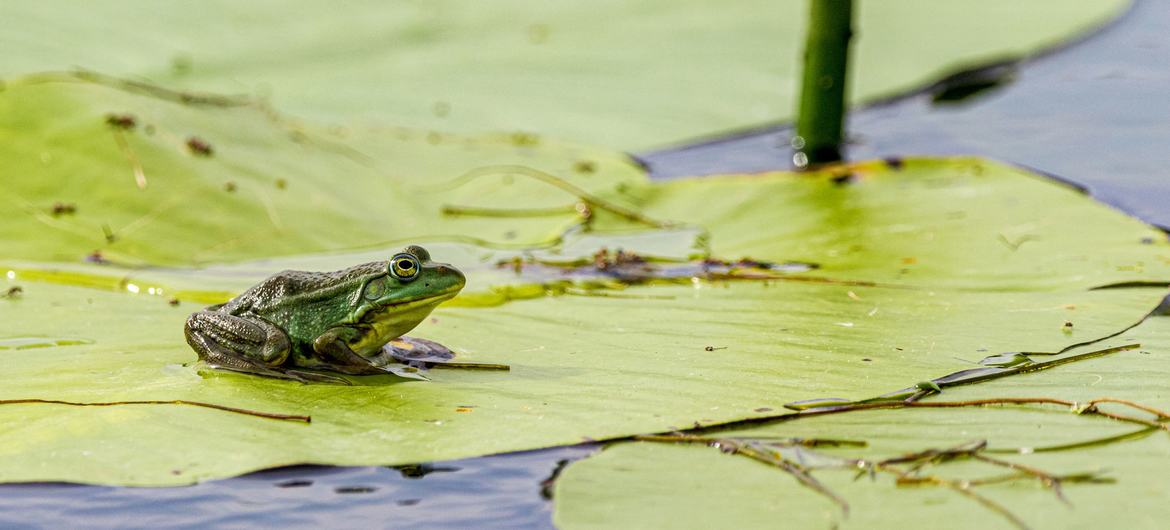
[{"xmin": 224, "ymin": 262, "xmax": 386, "ymax": 318}]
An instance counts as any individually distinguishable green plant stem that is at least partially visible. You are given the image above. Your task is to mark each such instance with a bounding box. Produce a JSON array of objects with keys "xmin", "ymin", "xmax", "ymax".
[{"xmin": 795, "ymin": 0, "xmax": 853, "ymax": 166}]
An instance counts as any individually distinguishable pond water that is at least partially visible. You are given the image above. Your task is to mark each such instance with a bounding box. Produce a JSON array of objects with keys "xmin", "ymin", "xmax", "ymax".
[{"xmin": 9, "ymin": 0, "xmax": 1170, "ymax": 527}]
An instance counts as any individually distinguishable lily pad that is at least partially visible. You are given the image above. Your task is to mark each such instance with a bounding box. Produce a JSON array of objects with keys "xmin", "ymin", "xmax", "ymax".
[
  {"xmin": 0, "ymin": 0, "xmax": 1129, "ymax": 148},
  {"xmin": 553, "ymin": 313, "xmax": 1170, "ymax": 529},
  {"xmin": 3, "ymin": 145, "xmax": 1169, "ymax": 485},
  {"xmin": 0, "ymin": 75, "xmax": 643, "ymax": 265}
]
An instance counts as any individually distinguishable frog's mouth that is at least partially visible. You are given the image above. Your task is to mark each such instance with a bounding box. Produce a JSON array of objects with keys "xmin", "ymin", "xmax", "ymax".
[{"xmin": 356, "ymin": 283, "xmax": 463, "ymax": 324}]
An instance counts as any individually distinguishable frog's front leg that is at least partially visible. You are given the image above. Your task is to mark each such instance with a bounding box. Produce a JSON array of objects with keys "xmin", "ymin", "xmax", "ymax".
[
  {"xmin": 312, "ymin": 326, "xmax": 392, "ymax": 375},
  {"xmin": 184, "ymin": 310, "xmax": 338, "ymax": 384}
]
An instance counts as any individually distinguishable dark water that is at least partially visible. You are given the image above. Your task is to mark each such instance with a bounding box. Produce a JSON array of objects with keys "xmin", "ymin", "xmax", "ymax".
[
  {"xmin": 9, "ymin": 1, "xmax": 1169, "ymax": 528},
  {"xmin": 0, "ymin": 446, "xmax": 594, "ymax": 530}
]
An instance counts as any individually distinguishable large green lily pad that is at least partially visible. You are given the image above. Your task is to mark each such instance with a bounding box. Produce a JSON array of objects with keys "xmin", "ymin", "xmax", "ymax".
[
  {"xmin": 3, "ymin": 93, "xmax": 1169, "ymax": 486},
  {"xmin": 0, "ymin": 0, "xmax": 1129, "ymax": 148},
  {"xmin": 0, "ymin": 75, "xmax": 642, "ymax": 265},
  {"xmin": 553, "ymin": 313, "xmax": 1170, "ymax": 529}
]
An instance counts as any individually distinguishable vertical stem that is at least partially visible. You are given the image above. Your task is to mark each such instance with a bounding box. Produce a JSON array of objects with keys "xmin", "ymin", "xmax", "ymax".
[{"xmin": 795, "ymin": 0, "xmax": 854, "ymax": 167}]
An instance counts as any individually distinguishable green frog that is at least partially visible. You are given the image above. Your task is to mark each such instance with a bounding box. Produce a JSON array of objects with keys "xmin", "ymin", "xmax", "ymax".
[{"xmin": 184, "ymin": 245, "xmax": 465, "ymax": 384}]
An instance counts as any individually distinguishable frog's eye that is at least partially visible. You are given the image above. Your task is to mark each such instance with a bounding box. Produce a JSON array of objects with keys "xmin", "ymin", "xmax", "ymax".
[{"xmin": 389, "ymin": 253, "xmax": 421, "ymax": 281}]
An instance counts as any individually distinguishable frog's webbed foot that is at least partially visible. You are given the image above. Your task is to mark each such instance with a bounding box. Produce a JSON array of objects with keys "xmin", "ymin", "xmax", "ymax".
[
  {"xmin": 384, "ymin": 336, "xmax": 456, "ymax": 367},
  {"xmin": 184, "ymin": 310, "xmax": 321, "ymax": 384},
  {"xmin": 312, "ymin": 327, "xmax": 396, "ymax": 375}
]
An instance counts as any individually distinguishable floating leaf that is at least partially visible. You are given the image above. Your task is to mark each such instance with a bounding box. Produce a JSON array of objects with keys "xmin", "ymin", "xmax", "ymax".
[
  {"xmin": 553, "ymin": 314, "xmax": 1170, "ymax": 529},
  {"xmin": 0, "ymin": 0, "xmax": 1129, "ymax": 148},
  {"xmin": 3, "ymin": 148, "xmax": 1168, "ymax": 485}
]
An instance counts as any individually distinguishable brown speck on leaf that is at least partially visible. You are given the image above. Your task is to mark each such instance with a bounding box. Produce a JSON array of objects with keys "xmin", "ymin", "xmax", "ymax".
[
  {"xmin": 901, "ymin": 257, "xmax": 917, "ymax": 265},
  {"xmin": 830, "ymin": 173, "xmax": 857, "ymax": 185},
  {"xmin": 171, "ymin": 469, "xmax": 183, "ymax": 475},
  {"xmin": 224, "ymin": 181, "xmax": 237, "ymax": 192},
  {"xmin": 1063, "ymin": 320, "xmax": 1074, "ymax": 332},
  {"xmin": 573, "ymin": 160, "xmax": 597, "ymax": 174},
  {"xmin": 105, "ymin": 113, "xmax": 137, "ymax": 130},
  {"xmin": 50, "ymin": 202, "xmax": 77, "ymax": 216},
  {"xmin": 704, "ymin": 346, "xmax": 727, "ymax": 352},
  {"xmin": 3, "ymin": 286, "xmax": 23, "ymax": 299},
  {"xmin": 510, "ymin": 132, "xmax": 540, "ymax": 146},
  {"xmin": 86, "ymin": 250, "xmax": 108, "ymax": 264},
  {"xmin": 753, "ymin": 407, "xmax": 773, "ymax": 413},
  {"xmin": 275, "ymin": 178, "xmax": 287, "ymax": 190},
  {"xmin": 186, "ymin": 136, "xmax": 213, "ymax": 156},
  {"xmin": 168, "ymin": 298, "xmax": 181, "ymax": 307},
  {"xmin": 862, "ymin": 358, "xmax": 872, "ymax": 362}
]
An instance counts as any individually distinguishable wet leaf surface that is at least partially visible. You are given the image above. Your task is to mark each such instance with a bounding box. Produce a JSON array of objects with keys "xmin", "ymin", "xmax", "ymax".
[{"xmin": 553, "ymin": 314, "xmax": 1170, "ymax": 529}]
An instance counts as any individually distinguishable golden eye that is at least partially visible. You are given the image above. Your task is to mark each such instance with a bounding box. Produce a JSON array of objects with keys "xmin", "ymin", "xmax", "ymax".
[{"xmin": 389, "ymin": 254, "xmax": 420, "ymax": 281}]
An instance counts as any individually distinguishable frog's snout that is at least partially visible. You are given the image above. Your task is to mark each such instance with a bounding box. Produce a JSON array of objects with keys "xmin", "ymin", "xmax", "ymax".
[{"xmin": 439, "ymin": 264, "xmax": 467, "ymax": 286}]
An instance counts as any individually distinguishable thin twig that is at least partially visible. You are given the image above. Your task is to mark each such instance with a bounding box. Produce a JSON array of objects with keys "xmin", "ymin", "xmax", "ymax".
[
  {"xmin": 0, "ymin": 398, "xmax": 310, "ymax": 423},
  {"xmin": 421, "ymin": 165, "xmax": 675, "ymax": 228},
  {"xmin": 1086, "ymin": 397, "xmax": 1170, "ymax": 419},
  {"xmin": 986, "ymin": 426, "xmax": 1159, "ymax": 454},
  {"xmin": 441, "ymin": 204, "xmax": 581, "ymax": 218},
  {"xmin": 635, "ymin": 434, "xmax": 851, "ymax": 515},
  {"xmin": 426, "ymin": 362, "xmax": 512, "ymax": 371}
]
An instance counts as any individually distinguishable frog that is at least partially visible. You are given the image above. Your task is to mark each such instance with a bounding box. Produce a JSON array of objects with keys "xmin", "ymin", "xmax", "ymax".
[{"xmin": 184, "ymin": 245, "xmax": 465, "ymax": 384}]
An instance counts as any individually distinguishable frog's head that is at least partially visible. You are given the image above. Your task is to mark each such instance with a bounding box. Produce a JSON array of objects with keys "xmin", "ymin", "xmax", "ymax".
[{"xmin": 351, "ymin": 245, "xmax": 466, "ymax": 342}]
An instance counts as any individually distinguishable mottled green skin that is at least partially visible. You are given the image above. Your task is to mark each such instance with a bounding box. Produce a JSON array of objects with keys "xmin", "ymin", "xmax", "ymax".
[{"xmin": 184, "ymin": 245, "xmax": 465, "ymax": 383}]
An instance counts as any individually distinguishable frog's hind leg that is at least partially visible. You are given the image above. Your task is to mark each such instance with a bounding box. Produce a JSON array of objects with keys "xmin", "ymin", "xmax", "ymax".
[{"xmin": 184, "ymin": 311, "xmax": 343, "ymax": 384}]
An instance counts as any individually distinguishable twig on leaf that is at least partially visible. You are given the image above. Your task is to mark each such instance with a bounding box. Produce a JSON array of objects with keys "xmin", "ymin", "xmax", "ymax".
[{"xmin": 0, "ymin": 398, "xmax": 311, "ymax": 423}]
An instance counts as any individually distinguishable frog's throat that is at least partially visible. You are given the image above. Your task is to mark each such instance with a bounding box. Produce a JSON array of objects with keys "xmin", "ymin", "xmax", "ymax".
[
  {"xmin": 352, "ymin": 284, "xmax": 461, "ymax": 323},
  {"xmin": 348, "ymin": 292, "xmax": 458, "ymax": 356}
]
